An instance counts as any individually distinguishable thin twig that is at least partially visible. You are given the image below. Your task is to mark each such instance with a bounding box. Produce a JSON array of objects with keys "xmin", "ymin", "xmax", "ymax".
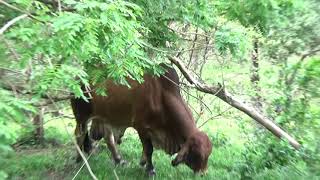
[
  {"xmin": 187, "ymin": 27, "xmax": 198, "ymax": 68},
  {"xmin": 198, "ymin": 107, "xmax": 233, "ymax": 128},
  {"xmin": 162, "ymin": 74, "xmax": 213, "ymax": 115},
  {"xmin": 113, "ymin": 170, "xmax": 120, "ymax": 180},
  {"xmin": 199, "ymin": 36, "xmax": 210, "ymax": 77},
  {"xmin": 72, "ymin": 141, "xmax": 100, "ymax": 180}
]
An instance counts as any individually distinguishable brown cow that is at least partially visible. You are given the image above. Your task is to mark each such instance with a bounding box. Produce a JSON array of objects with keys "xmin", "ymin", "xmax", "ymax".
[{"xmin": 71, "ymin": 64, "xmax": 212, "ymax": 175}]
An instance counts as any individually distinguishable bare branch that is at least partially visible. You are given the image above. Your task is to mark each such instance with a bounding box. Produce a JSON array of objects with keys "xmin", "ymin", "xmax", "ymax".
[
  {"xmin": 0, "ymin": 84, "xmax": 72, "ymax": 106},
  {"xmin": 0, "ymin": 14, "xmax": 28, "ymax": 35},
  {"xmin": 168, "ymin": 55, "xmax": 301, "ymax": 149},
  {"xmin": 0, "ymin": 0, "xmax": 46, "ymax": 23},
  {"xmin": 198, "ymin": 107, "xmax": 233, "ymax": 128}
]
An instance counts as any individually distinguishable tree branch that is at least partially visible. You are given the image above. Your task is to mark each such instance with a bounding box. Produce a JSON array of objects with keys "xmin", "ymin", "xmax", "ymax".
[
  {"xmin": 168, "ymin": 55, "xmax": 301, "ymax": 149},
  {"xmin": 1, "ymin": 84, "xmax": 72, "ymax": 106},
  {"xmin": 0, "ymin": 14, "xmax": 28, "ymax": 35},
  {"xmin": 0, "ymin": 0, "xmax": 46, "ymax": 23}
]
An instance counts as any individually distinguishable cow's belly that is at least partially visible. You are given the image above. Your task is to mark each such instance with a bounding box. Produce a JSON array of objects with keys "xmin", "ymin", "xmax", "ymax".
[{"xmin": 92, "ymin": 97, "xmax": 134, "ymax": 127}]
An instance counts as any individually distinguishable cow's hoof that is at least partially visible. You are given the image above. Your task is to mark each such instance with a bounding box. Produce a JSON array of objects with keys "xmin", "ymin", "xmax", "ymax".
[
  {"xmin": 115, "ymin": 159, "xmax": 127, "ymax": 166},
  {"xmin": 146, "ymin": 169, "xmax": 156, "ymax": 176}
]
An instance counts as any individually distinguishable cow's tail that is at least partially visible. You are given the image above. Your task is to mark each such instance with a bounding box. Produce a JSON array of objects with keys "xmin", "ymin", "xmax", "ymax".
[{"xmin": 90, "ymin": 120, "xmax": 104, "ymax": 141}]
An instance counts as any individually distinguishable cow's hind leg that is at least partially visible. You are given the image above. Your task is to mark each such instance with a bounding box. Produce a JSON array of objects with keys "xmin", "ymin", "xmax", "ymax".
[
  {"xmin": 74, "ymin": 122, "xmax": 91, "ymax": 162},
  {"xmin": 71, "ymin": 97, "xmax": 93, "ymax": 162},
  {"xmin": 104, "ymin": 125, "xmax": 126, "ymax": 165},
  {"xmin": 138, "ymin": 132, "xmax": 155, "ymax": 176}
]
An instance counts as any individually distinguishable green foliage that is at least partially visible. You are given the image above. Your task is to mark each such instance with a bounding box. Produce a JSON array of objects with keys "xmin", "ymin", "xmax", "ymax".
[
  {"xmin": 214, "ymin": 20, "xmax": 253, "ymax": 58},
  {"xmin": 239, "ymin": 134, "xmax": 301, "ymax": 178},
  {"xmin": 216, "ymin": 0, "xmax": 299, "ymax": 34},
  {"xmin": 131, "ymin": 0, "xmax": 216, "ymax": 46},
  {"xmin": 298, "ymin": 58, "xmax": 320, "ymax": 96},
  {"xmin": 0, "ymin": 89, "xmax": 36, "ymax": 178},
  {"xmin": 5, "ymin": 0, "xmax": 163, "ymax": 95}
]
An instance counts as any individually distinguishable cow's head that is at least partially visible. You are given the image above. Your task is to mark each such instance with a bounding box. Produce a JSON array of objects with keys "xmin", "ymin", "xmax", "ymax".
[{"xmin": 172, "ymin": 131, "xmax": 212, "ymax": 173}]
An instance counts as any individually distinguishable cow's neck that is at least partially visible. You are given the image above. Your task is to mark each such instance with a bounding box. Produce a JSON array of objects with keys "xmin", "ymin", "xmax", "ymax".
[
  {"xmin": 151, "ymin": 125, "xmax": 198, "ymax": 155},
  {"xmin": 154, "ymin": 94, "xmax": 199, "ymax": 154}
]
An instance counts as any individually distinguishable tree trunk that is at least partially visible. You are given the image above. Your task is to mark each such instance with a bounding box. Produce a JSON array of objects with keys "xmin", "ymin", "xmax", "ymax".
[
  {"xmin": 251, "ymin": 40, "xmax": 262, "ymax": 109},
  {"xmin": 33, "ymin": 107, "xmax": 45, "ymax": 144}
]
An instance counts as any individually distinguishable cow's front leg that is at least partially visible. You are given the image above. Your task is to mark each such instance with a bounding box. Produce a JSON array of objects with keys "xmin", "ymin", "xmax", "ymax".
[
  {"xmin": 104, "ymin": 128, "xmax": 126, "ymax": 165},
  {"xmin": 139, "ymin": 132, "xmax": 155, "ymax": 176}
]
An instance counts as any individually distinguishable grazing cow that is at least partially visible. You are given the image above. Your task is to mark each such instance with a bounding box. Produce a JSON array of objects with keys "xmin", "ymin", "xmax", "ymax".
[{"xmin": 71, "ymin": 64, "xmax": 212, "ymax": 175}]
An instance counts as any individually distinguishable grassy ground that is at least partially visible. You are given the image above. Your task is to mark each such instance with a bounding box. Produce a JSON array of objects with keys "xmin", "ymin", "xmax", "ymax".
[{"xmin": 1, "ymin": 115, "xmax": 310, "ymax": 180}]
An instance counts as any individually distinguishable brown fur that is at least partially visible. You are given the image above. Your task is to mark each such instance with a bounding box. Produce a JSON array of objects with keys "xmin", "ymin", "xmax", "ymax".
[{"xmin": 71, "ymin": 64, "xmax": 212, "ymax": 174}]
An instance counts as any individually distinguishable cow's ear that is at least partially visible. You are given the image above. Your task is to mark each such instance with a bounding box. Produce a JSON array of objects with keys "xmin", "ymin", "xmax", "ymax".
[{"xmin": 171, "ymin": 144, "xmax": 188, "ymax": 166}]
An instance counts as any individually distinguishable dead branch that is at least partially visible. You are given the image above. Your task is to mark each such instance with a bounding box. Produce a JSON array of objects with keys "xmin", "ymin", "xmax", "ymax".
[
  {"xmin": 1, "ymin": 84, "xmax": 72, "ymax": 106},
  {"xmin": 0, "ymin": 14, "xmax": 28, "ymax": 35},
  {"xmin": 0, "ymin": 1, "xmax": 46, "ymax": 23},
  {"xmin": 168, "ymin": 55, "xmax": 301, "ymax": 149}
]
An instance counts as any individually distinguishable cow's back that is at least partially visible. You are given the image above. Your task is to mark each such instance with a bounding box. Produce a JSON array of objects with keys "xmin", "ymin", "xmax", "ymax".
[{"xmin": 91, "ymin": 68, "xmax": 169, "ymax": 128}]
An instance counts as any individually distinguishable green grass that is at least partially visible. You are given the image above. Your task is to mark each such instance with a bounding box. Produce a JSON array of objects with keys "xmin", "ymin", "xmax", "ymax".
[
  {"xmin": 2, "ymin": 134, "xmax": 242, "ymax": 180},
  {"xmin": 1, "ymin": 139, "xmax": 311, "ymax": 180},
  {"xmin": 1, "ymin": 121, "xmax": 314, "ymax": 180}
]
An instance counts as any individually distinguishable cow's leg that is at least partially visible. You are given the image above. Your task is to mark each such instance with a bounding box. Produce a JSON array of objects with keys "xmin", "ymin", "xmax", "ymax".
[
  {"xmin": 115, "ymin": 129, "xmax": 125, "ymax": 145},
  {"xmin": 104, "ymin": 126, "xmax": 126, "ymax": 165},
  {"xmin": 71, "ymin": 98, "xmax": 93, "ymax": 162},
  {"xmin": 138, "ymin": 132, "xmax": 155, "ymax": 176},
  {"xmin": 74, "ymin": 122, "xmax": 90, "ymax": 162},
  {"xmin": 139, "ymin": 150, "xmax": 147, "ymax": 167}
]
